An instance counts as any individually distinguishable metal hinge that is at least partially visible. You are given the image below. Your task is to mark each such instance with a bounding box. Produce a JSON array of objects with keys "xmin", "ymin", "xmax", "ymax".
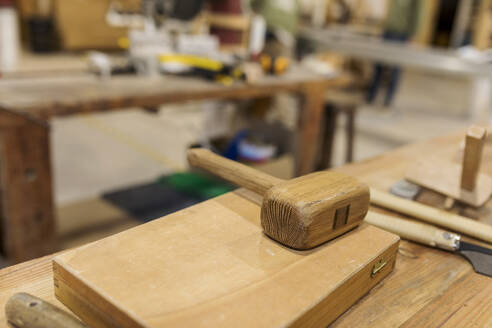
[{"xmin": 371, "ymin": 259, "xmax": 387, "ymax": 277}]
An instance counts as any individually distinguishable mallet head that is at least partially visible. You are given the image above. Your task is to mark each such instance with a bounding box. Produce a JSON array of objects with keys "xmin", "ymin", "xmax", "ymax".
[{"xmin": 261, "ymin": 171, "xmax": 369, "ymax": 249}]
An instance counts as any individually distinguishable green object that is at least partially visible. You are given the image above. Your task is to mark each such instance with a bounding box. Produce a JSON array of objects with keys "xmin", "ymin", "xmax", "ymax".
[
  {"xmin": 384, "ymin": 0, "xmax": 422, "ymax": 36},
  {"xmin": 251, "ymin": 0, "xmax": 299, "ymax": 35},
  {"xmin": 158, "ymin": 172, "xmax": 235, "ymax": 199}
]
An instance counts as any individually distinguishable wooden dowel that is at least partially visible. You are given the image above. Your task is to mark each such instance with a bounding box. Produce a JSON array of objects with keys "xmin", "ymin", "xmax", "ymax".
[
  {"xmin": 365, "ymin": 211, "xmax": 458, "ymax": 251},
  {"xmin": 5, "ymin": 293, "xmax": 87, "ymax": 328},
  {"xmin": 370, "ymin": 188, "xmax": 492, "ymax": 244},
  {"xmin": 187, "ymin": 148, "xmax": 284, "ymax": 196},
  {"xmin": 460, "ymin": 125, "xmax": 487, "ymax": 191}
]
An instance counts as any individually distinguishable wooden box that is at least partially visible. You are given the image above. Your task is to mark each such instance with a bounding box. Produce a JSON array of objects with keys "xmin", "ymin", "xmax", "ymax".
[
  {"xmin": 53, "ymin": 191, "xmax": 399, "ymax": 327},
  {"xmin": 54, "ymin": 0, "xmax": 140, "ymax": 50}
]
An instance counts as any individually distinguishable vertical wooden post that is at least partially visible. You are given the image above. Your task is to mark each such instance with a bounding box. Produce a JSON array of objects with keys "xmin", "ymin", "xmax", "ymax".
[
  {"xmin": 0, "ymin": 111, "xmax": 55, "ymax": 263},
  {"xmin": 460, "ymin": 125, "xmax": 487, "ymax": 191},
  {"xmin": 298, "ymin": 82, "xmax": 326, "ymax": 176}
]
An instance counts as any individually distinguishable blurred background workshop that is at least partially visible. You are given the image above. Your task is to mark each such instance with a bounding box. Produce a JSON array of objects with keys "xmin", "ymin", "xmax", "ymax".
[{"xmin": 1, "ymin": 0, "xmax": 492, "ymax": 326}]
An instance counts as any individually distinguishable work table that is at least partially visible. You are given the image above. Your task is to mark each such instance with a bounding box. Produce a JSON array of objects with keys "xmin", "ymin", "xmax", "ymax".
[
  {"xmin": 1, "ymin": 129, "xmax": 491, "ymax": 327},
  {"xmin": 0, "ymin": 64, "xmax": 347, "ymax": 264}
]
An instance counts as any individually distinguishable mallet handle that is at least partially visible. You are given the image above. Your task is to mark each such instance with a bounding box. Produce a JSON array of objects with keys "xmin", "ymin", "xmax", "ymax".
[{"xmin": 188, "ymin": 148, "xmax": 284, "ymax": 196}]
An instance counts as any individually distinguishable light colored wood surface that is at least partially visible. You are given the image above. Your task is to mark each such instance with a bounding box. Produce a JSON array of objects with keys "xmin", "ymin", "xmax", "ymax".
[
  {"xmin": 365, "ymin": 211, "xmax": 459, "ymax": 251},
  {"xmin": 5, "ymin": 293, "xmax": 87, "ymax": 328},
  {"xmin": 188, "ymin": 149, "xmax": 370, "ymax": 249},
  {"xmin": 406, "ymin": 156, "xmax": 492, "ymax": 207},
  {"xmin": 53, "ymin": 191, "xmax": 398, "ymax": 328},
  {"xmin": 461, "ymin": 125, "xmax": 487, "ymax": 191},
  {"xmin": 370, "ymin": 189, "xmax": 492, "ymax": 244},
  {"xmin": 1, "ymin": 130, "xmax": 492, "ymax": 327},
  {"xmin": 0, "ymin": 66, "xmax": 338, "ymax": 121},
  {"xmin": 188, "ymin": 148, "xmax": 283, "ymax": 196}
]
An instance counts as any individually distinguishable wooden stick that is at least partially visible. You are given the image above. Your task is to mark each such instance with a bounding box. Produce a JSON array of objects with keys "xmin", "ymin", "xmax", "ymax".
[
  {"xmin": 365, "ymin": 211, "xmax": 458, "ymax": 251},
  {"xmin": 188, "ymin": 148, "xmax": 284, "ymax": 196},
  {"xmin": 5, "ymin": 293, "xmax": 87, "ymax": 328},
  {"xmin": 461, "ymin": 125, "xmax": 487, "ymax": 191},
  {"xmin": 370, "ymin": 188, "xmax": 492, "ymax": 244}
]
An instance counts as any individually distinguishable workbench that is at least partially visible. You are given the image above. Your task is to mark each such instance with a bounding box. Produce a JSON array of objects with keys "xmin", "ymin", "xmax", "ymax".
[
  {"xmin": 1, "ymin": 129, "xmax": 491, "ymax": 327},
  {"xmin": 0, "ymin": 68, "xmax": 344, "ymax": 264},
  {"xmin": 302, "ymin": 26, "xmax": 492, "ymax": 122}
]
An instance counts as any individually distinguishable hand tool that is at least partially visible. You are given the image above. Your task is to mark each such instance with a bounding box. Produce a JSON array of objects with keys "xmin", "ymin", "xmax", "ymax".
[
  {"xmin": 370, "ymin": 188, "xmax": 492, "ymax": 244},
  {"xmin": 365, "ymin": 211, "xmax": 492, "ymax": 277},
  {"xmin": 5, "ymin": 293, "xmax": 87, "ymax": 328},
  {"xmin": 187, "ymin": 148, "xmax": 369, "ymax": 249}
]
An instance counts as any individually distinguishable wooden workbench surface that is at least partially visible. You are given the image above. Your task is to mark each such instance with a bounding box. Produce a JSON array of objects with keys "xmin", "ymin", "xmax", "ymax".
[
  {"xmin": 1, "ymin": 130, "xmax": 491, "ymax": 327},
  {"xmin": 0, "ymin": 66, "xmax": 339, "ymax": 121}
]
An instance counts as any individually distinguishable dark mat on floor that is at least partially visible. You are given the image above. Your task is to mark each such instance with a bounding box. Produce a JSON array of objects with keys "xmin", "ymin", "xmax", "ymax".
[{"xmin": 102, "ymin": 172, "xmax": 235, "ymax": 222}]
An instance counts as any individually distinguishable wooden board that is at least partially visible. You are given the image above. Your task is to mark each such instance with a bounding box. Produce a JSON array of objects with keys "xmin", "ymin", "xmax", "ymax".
[
  {"xmin": 406, "ymin": 157, "xmax": 492, "ymax": 207},
  {"xmin": 53, "ymin": 191, "xmax": 399, "ymax": 328}
]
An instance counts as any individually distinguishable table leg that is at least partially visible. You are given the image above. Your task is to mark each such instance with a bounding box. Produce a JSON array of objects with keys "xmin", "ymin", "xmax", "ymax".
[
  {"xmin": 345, "ymin": 107, "xmax": 355, "ymax": 163},
  {"xmin": 0, "ymin": 116, "xmax": 55, "ymax": 263},
  {"xmin": 318, "ymin": 105, "xmax": 337, "ymax": 170},
  {"xmin": 298, "ymin": 83, "xmax": 326, "ymax": 175}
]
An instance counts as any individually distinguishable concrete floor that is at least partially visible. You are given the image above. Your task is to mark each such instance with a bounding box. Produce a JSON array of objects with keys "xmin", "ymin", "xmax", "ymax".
[{"xmin": 52, "ymin": 68, "xmax": 475, "ymax": 249}]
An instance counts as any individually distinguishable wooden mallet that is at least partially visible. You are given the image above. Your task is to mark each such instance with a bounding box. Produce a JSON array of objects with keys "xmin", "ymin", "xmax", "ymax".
[{"xmin": 188, "ymin": 149, "xmax": 369, "ymax": 249}]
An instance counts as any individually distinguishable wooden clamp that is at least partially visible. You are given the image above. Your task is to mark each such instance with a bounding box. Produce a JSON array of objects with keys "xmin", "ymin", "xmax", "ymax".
[{"xmin": 406, "ymin": 126, "xmax": 492, "ymax": 207}]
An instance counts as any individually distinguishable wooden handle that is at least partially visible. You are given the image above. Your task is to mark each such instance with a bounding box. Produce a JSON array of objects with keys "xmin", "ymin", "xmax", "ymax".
[
  {"xmin": 371, "ymin": 188, "xmax": 492, "ymax": 244},
  {"xmin": 187, "ymin": 148, "xmax": 284, "ymax": 196},
  {"xmin": 5, "ymin": 293, "xmax": 87, "ymax": 328},
  {"xmin": 365, "ymin": 211, "xmax": 459, "ymax": 251}
]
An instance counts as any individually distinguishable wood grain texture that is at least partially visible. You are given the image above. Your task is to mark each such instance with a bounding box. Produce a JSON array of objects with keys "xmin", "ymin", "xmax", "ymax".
[
  {"xmin": 460, "ymin": 125, "xmax": 487, "ymax": 191},
  {"xmin": 0, "ymin": 119, "xmax": 55, "ymax": 263},
  {"xmin": 2, "ymin": 129, "xmax": 492, "ymax": 328},
  {"xmin": 262, "ymin": 172, "xmax": 369, "ymax": 249},
  {"xmin": 5, "ymin": 293, "xmax": 87, "ymax": 328},
  {"xmin": 188, "ymin": 148, "xmax": 370, "ymax": 249},
  {"xmin": 53, "ymin": 192, "xmax": 398, "ymax": 328}
]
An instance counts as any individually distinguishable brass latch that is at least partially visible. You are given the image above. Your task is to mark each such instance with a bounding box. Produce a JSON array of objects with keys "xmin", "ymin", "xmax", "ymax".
[{"xmin": 371, "ymin": 259, "xmax": 387, "ymax": 277}]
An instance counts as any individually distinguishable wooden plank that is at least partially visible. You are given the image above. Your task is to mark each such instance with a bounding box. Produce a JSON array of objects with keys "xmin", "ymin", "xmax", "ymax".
[
  {"xmin": 400, "ymin": 270, "xmax": 492, "ymax": 327},
  {"xmin": 0, "ymin": 120, "xmax": 56, "ymax": 263},
  {"xmin": 53, "ymin": 191, "xmax": 399, "ymax": 328},
  {"xmin": 0, "ymin": 68, "xmax": 345, "ymax": 120}
]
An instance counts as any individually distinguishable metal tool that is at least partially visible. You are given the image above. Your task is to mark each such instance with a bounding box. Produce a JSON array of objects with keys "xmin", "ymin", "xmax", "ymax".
[
  {"xmin": 389, "ymin": 179, "xmax": 422, "ymax": 200},
  {"xmin": 5, "ymin": 293, "xmax": 87, "ymax": 328},
  {"xmin": 366, "ymin": 211, "xmax": 492, "ymax": 277}
]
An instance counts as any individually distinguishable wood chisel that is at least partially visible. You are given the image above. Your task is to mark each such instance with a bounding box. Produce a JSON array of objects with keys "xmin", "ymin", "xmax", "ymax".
[{"xmin": 366, "ymin": 211, "xmax": 492, "ymax": 277}]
